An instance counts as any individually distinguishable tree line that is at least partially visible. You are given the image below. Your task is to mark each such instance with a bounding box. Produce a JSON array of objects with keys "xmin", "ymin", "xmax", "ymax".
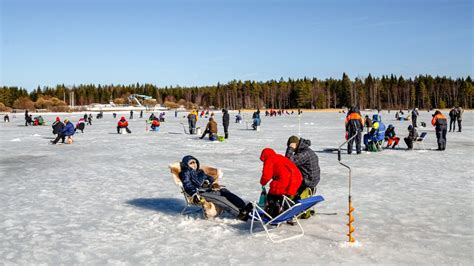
[{"xmin": 1, "ymin": 74, "xmax": 472, "ymax": 111}]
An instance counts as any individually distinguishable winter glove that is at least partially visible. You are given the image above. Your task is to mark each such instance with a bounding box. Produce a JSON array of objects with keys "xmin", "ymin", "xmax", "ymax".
[
  {"xmin": 211, "ymin": 183, "xmax": 221, "ymax": 191},
  {"xmin": 202, "ymin": 180, "xmax": 210, "ymax": 188}
]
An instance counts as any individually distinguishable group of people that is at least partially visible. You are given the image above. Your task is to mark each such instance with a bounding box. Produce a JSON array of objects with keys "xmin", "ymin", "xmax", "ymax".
[
  {"xmin": 187, "ymin": 109, "xmax": 230, "ymax": 140},
  {"xmin": 448, "ymin": 106, "xmax": 464, "ymax": 132},
  {"xmin": 264, "ymin": 109, "xmax": 302, "ymax": 117},
  {"xmin": 345, "ymin": 106, "xmax": 454, "ymax": 153},
  {"xmin": 178, "ymin": 135, "xmax": 320, "ymax": 221},
  {"xmin": 51, "ymin": 117, "xmax": 75, "ymax": 144}
]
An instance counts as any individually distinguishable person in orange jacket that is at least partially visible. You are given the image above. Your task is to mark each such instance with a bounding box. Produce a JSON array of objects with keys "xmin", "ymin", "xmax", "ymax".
[
  {"xmin": 117, "ymin": 116, "xmax": 131, "ymax": 134},
  {"xmin": 345, "ymin": 106, "xmax": 364, "ymax": 154},
  {"xmin": 431, "ymin": 110, "xmax": 448, "ymax": 150},
  {"xmin": 259, "ymin": 148, "xmax": 302, "ymax": 217}
]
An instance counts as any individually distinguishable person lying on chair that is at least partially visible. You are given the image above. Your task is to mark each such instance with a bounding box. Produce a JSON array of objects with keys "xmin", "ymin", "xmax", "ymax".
[{"xmin": 179, "ymin": 155, "xmax": 252, "ymax": 221}]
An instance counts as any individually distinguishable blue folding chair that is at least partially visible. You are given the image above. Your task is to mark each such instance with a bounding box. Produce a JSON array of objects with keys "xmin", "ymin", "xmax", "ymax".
[{"xmin": 250, "ymin": 195, "xmax": 325, "ymax": 243}]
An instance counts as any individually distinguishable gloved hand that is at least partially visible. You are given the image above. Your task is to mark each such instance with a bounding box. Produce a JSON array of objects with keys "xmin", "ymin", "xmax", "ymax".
[
  {"xmin": 345, "ymin": 132, "xmax": 349, "ymax": 140},
  {"xmin": 191, "ymin": 193, "xmax": 203, "ymax": 204},
  {"xmin": 211, "ymin": 183, "xmax": 220, "ymax": 191}
]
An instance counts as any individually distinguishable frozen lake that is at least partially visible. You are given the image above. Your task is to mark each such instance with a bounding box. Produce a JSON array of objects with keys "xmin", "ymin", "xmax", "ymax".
[{"xmin": 1, "ymin": 110, "xmax": 473, "ymax": 264}]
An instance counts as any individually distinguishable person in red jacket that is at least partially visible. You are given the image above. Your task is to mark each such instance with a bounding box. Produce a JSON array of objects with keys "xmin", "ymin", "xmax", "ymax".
[
  {"xmin": 117, "ymin": 116, "xmax": 131, "ymax": 134},
  {"xmin": 259, "ymin": 148, "xmax": 302, "ymax": 217}
]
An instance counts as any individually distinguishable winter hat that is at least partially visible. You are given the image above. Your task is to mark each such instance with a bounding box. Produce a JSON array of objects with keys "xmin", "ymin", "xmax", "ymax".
[
  {"xmin": 55, "ymin": 117, "xmax": 60, "ymax": 121},
  {"xmin": 64, "ymin": 119, "xmax": 69, "ymax": 123},
  {"xmin": 287, "ymin": 135, "xmax": 300, "ymax": 146}
]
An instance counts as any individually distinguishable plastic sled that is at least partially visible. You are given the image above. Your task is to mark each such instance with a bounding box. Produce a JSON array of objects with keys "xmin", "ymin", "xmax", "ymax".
[{"xmin": 250, "ymin": 195, "xmax": 325, "ymax": 243}]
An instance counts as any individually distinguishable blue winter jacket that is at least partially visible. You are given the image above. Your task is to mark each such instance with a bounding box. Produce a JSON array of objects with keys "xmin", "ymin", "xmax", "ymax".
[
  {"xmin": 371, "ymin": 115, "xmax": 386, "ymax": 141},
  {"xmin": 61, "ymin": 122, "xmax": 75, "ymax": 136},
  {"xmin": 179, "ymin": 155, "xmax": 214, "ymax": 196}
]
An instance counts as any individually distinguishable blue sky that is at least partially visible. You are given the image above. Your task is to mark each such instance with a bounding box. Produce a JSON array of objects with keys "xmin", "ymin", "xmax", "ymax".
[{"xmin": 1, "ymin": 0, "xmax": 472, "ymax": 90}]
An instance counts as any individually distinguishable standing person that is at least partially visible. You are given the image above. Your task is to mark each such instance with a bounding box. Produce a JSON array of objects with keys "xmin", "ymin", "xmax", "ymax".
[
  {"xmin": 174, "ymin": 109, "xmax": 178, "ymax": 118},
  {"xmin": 87, "ymin": 114, "xmax": 93, "ymax": 125},
  {"xmin": 456, "ymin": 106, "xmax": 463, "ymax": 132},
  {"xmin": 404, "ymin": 125, "xmax": 418, "ymax": 150},
  {"xmin": 411, "ymin": 108, "xmax": 419, "ymax": 128},
  {"xmin": 449, "ymin": 107, "xmax": 458, "ymax": 132},
  {"xmin": 432, "ymin": 110, "xmax": 448, "ymax": 151},
  {"xmin": 24, "ymin": 110, "xmax": 29, "ymax": 126},
  {"xmin": 113, "ymin": 113, "xmax": 117, "ymax": 119},
  {"xmin": 222, "ymin": 109, "xmax": 230, "ymax": 139},
  {"xmin": 51, "ymin": 117, "xmax": 64, "ymax": 135},
  {"xmin": 83, "ymin": 113, "xmax": 87, "ymax": 121},
  {"xmin": 364, "ymin": 115, "xmax": 372, "ymax": 133},
  {"xmin": 259, "ymin": 148, "xmax": 302, "ymax": 218},
  {"xmin": 140, "ymin": 110, "xmax": 143, "ymax": 119},
  {"xmin": 285, "ymin": 136, "xmax": 320, "ymax": 199},
  {"xmin": 187, "ymin": 110, "xmax": 198, "ymax": 134},
  {"xmin": 200, "ymin": 117, "xmax": 218, "ymax": 140},
  {"xmin": 345, "ymin": 107, "xmax": 363, "ymax": 154},
  {"xmin": 130, "ymin": 110, "xmax": 134, "ymax": 120},
  {"xmin": 51, "ymin": 119, "xmax": 75, "ymax": 144},
  {"xmin": 117, "ymin": 116, "xmax": 131, "ymax": 134}
]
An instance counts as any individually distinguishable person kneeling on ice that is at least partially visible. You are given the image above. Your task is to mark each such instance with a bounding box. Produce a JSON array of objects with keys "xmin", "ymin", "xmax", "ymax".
[
  {"xmin": 285, "ymin": 136, "xmax": 320, "ymax": 203},
  {"xmin": 260, "ymin": 148, "xmax": 302, "ymax": 218},
  {"xmin": 404, "ymin": 125, "xmax": 418, "ymax": 150},
  {"xmin": 150, "ymin": 118, "xmax": 160, "ymax": 131},
  {"xmin": 200, "ymin": 117, "xmax": 218, "ymax": 140},
  {"xmin": 384, "ymin": 124, "xmax": 400, "ymax": 148},
  {"xmin": 51, "ymin": 119, "xmax": 75, "ymax": 144},
  {"xmin": 75, "ymin": 118, "xmax": 86, "ymax": 133},
  {"xmin": 117, "ymin": 116, "xmax": 131, "ymax": 134},
  {"xmin": 52, "ymin": 117, "xmax": 64, "ymax": 135},
  {"xmin": 179, "ymin": 155, "xmax": 252, "ymax": 221}
]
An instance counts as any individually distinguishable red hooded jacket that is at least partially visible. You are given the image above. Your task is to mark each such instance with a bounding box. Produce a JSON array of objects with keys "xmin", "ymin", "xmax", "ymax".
[
  {"xmin": 118, "ymin": 117, "xmax": 128, "ymax": 127},
  {"xmin": 260, "ymin": 148, "xmax": 302, "ymax": 196}
]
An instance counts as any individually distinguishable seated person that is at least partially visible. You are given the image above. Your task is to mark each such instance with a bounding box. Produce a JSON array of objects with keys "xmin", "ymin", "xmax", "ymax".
[
  {"xmin": 252, "ymin": 117, "xmax": 261, "ymax": 130},
  {"xmin": 384, "ymin": 124, "xmax": 400, "ymax": 148},
  {"xmin": 75, "ymin": 118, "xmax": 86, "ymax": 133},
  {"xmin": 404, "ymin": 125, "xmax": 418, "ymax": 150},
  {"xmin": 52, "ymin": 117, "xmax": 64, "ymax": 135},
  {"xmin": 51, "ymin": 119, "xmax": 75, "ymax": 144},
  {"xmin": 200, "ymin": 117, "xmax": 218, "ymax": 140},
  {"xmin": 235, "ymin": 114, "xmax": 242, "ymax": 123},
  {"xmin": 363, "ymin": 114, "xmax": 386, "ymax": 151},
  {"xmin": 260, "ymin": 148, "xmax": 302, "ymax": 218},
  {"xmin": 179, "ymin": 155, "xmax": 252, "ymax": 221},
  {"xmin": 151, "ymin": 118, "xmax": 160, "ymax": 131},
  {"xmin": 117, "ymin": 116, "xmax": 131, "ymax": 134}
]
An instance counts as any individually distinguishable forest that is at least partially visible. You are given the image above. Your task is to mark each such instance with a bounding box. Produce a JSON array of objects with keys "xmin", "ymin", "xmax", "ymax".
[{"xmin": 0, "ymin": 73, "xmax": 472, "ymax": 111}]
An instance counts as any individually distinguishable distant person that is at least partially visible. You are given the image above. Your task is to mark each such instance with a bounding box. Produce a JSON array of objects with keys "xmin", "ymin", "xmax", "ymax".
[
  {"xmin": 187, "ymin": 110, "xmax": 198, "ymax": 134},
  {"xmin": 285, "ymin": 136, "xmax": 320, "ymax": 200},
  {"xmin": 364, "ymin": 115, "xmax": 372, "ymax": 133},
  {"xmin": 235, "ymin": 114, "xmax": 242, "ymax": 123},
  {"xmin": 51, "ymin": 119, "xmax": 75, "ymax": 144},
  {"xmin": 175, "ymin": 109, "xmax": 178, "ymax": 118},
  {"xmin": 83, "ymin": 113, "xmax": 87, "ymax": 121},
  {"xmin": 159, "ymin": 112, "xmax": 165, "ymax": 122},
  {"xmin": 130, "ymin": 110, "xmax": 134, "ymax": 119},
  {"xmin": 384, "ymin": 125, "xmax": 400, "ymax": 148},
  {"xmin": 200, "ymin": 117, "xmax": 218, "ymax": 141},
  {"xmin": 4, "ymin": 114, "xmax": 10, "ymax": 123},
  {"xmin": 448, "ymin": 107, "xmax": 457, "ymax": 132},
  {"xmin": 259, "ymin": 148, "xmax": 302, "ymax": 218},
  {"xmin": 150, "ymin": 118, "xmax": 160, "ymax": 131},
  {"xmin": 87, "ymin": 114, "xmax": 93, "ymax": 125},
  {"xmin": 404, "ymin": 125, "xmax": 418, "ymax": 150},
  {"xmin": 345, "ymin": 106, "xmax": 363, "ymax": 154},
  {"xmin": 222, "ymin": 109, "xmax": 229, "ymax": 139},
  {"xmin": 117, "ymin": 116, "xmax": 131, "ymax": 134},
  {"xmin": 140, "ymin": 110, "xmax": 143, "ymax": 119},
  {"xmin": 411, "ymin": 108, "xmax": 419, "ymax": 128},
  {"xmin": 51, "ymin": 117, "xmax": 64, "ymax": 135},
  {"xmin": 113, "ymin": 113, "xmax": 117, "ymax": 119},
  {"xmin": 431, "ymin": 110, "xmax": 448, "ymax": 151},
  {"xmin": 24, "ymin": 110, "xmax": 29, "ymax": 126},
  {"xmin": 456, "ymin": 106, "xmax": 463, "ymax": 132},
  {"xmin": 252, "ymin": 111, "xmax": 261, "ymax": 130}
]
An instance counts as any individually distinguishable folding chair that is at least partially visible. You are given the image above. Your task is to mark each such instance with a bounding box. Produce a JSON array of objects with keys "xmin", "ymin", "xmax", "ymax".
[
  {"xmin": 169, "ymin": 162, "xmax": 223, "ymax": 217},
  {"xmin": 414, "ymin": 132, "xmax": 428, "ymax": 150},
  {"xmin": 250, "ymin": 195, "xmax": 325, "ymax": 243}
]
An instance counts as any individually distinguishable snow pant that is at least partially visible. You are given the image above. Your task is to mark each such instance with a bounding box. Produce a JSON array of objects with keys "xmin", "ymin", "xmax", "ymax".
[
  {"xmin": 117, "ymin": 126, "xmax": 131, "ymax": 134},
  {"xmin": 449, "ymin": 119, "xmax": 456, "ymax": 132},
  {"xmin": 200, "ymin": 188, "xmax": 246, "ymax": 215},
  {"xmin": 223, "ymin": 124, "xmax": 229, "ymax": 139},
  {"xmin": 188, "ymin": 119, "xmax": 196, "ymax": 134},
  {"xmin": 457, "ymin": 120, "xmax": 462, "ymax": 132},
  {"xmin": 293, "ymin": 183, "xmax": 317, "ymax": 202},
  {"xmin": 87, "ymin": 119, "xmax": 92, "ymax": 125},
  {"xmin": 265, "ymin": 194, "xmax": 284, "ymax": 218},
  {"xmin": 436, "ymin": 128, "xmax": 447, "ymax": 150},
  {"xmin": 200, "ymin": 129, "xmax": 217, "ymax": 140},
  {"xmin": 52, "ymin": 134, "xmax": 66, "ymax": 144},
  {"xmin": 348, "ymin": 131, "xmax": 361, "ymax": 154},
  {"xmin": 4, "ymin": 117, "xmax": 9, "ymax": 122},
  {"xmin": 386, "ymin": 137, "xmax": 400, "ymax": 148},
  {"xmin": 412, "ymin": 116, "xmax": 417, "ymax": 128},
  {"xmin": 404, "ymin": 137, "xmax": 415, "ymax": 150}
]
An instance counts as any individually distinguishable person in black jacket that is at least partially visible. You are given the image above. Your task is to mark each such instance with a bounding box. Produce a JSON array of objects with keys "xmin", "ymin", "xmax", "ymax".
[
  {"xmin": 222, "ymin": 109, "xmax": 230, "ymax": 139},
  {"xmin": 51, "ymin": 117, "xmax": 64, "ymax": 135},
  {"xmin": 411, "ymin": 108, "xmax": 419, "ymax": 128},
  {"xmin": 404, "ymin": 125, "xmax": 418, "ymax": 150},
  {"xmin": 179, "ymin": 155, "xmax": 252, "ymax": 220},
  {"xmin": 345, "ymin": 106, "xmax": 364, "ymax": 154},
  {"xmin": 285, "ymin": 136, "xmax": 320, "ymax": 198},
  {"xmin": 448, "ymin": 107, "xmax": 457, "ymax": 132}
]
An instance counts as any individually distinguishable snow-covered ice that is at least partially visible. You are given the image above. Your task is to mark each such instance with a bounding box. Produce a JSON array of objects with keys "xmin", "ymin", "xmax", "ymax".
[{"xmin": 0, "ymin": 110, "xmax": 473, "ymax": 264}]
